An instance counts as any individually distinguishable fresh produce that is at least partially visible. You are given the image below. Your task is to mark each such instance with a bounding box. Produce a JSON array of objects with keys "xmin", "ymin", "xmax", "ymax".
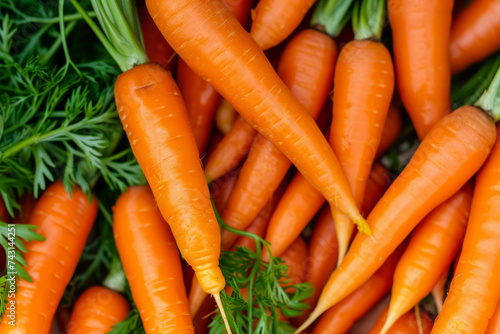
[{"xmin": 369, "ymin": 307, "xmax": 433, "ymax": 334}]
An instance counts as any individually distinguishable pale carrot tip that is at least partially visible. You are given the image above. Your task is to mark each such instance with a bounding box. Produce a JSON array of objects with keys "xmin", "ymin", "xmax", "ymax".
[
  {"xmin": 355, "ymin": 217, "xmax": 372, "ymax": 235},
  {"xmin": 380, "ymin": 311, "xmax": 398, "ymax": 334},
  {"xmin": 214, "ymin": 292, "xmax": 232, "ymax": 334},
  {"xmin": 293, "ymin": 310, "xmax": 321, "ymax": 334}
]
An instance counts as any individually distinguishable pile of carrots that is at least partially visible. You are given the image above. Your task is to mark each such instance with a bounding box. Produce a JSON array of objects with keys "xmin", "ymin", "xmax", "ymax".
[{"xmin": 3, "ymin": 0, "xmax": 500, "ymax": 333}]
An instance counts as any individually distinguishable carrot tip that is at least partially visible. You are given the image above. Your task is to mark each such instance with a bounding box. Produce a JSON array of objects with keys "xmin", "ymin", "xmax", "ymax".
[
  {"xmin": 214, "ymin": 292, "xmax": 232, "ymax": 334},
  {"xmin": 355, "ymin": 217, "xmax": 372, "ymax": 235}
]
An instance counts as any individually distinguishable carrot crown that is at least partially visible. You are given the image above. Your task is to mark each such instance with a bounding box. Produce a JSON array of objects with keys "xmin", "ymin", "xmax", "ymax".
[
  {"xmin": 352, "ymin": 0, "xmax": 385, "ymax": 41},
  {"xmin": 69, "ymin": 0, "xmax": 148, "ymax": 72},
  {"xmin": 475, "ymin": 59, "xmax": 500, "ymax": 122},
  {"xmin": 311, "ymin": 0, "xmax": 355, "ymax": 38}
]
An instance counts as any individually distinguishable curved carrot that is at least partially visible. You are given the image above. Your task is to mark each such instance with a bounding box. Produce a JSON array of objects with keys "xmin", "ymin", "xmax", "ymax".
[
  {"xmin": 113, "ymin": 186, "xmax": 194, "ymax": 333},
  {"xmin": 205, "ymin": 116, "xmax": 257, "ymax": 183},
  {"xmin": 431, "ymin": 124, "xmax": 500, "ymax": 333},
  {"xmin": 311, "ymin": 245, "xmax": 403, "ymax": 334},
  {"xmin": 381, "ymin": 183, "xmax": 474, "ymax": 333},
  {"xmin": 215, "ymin": 99, "xmax": 238, "ymax": 135},
  {"xmin": 375, "ymin": 105, "xmax": 403, "ymax": 158},
  {"xmin": 66, "ymin": 286, "xmax": 130, "ymax": 334},
  {"xmin": 450, "ymin": 0, "xmax": 500, "ymax": 74},
  {"xmin": 114, "ymin": 63, "xmax": 224, "ymax": 296},
  {"xmin": 177, "ymin": 58, "xmax": 221, "ymax": 156},
  {"xmin": 146, "ymin": 0, "xmax": 367, "ymax": 231},
  {"xmin": 369, "ymin": 308, "xmax": 433, "ymax": 334},
  {"xmin": 250, "ymin": 0, "xmax": 317, "ymax": 50},
  {"xmin": 486, "ymin": 299, "xmax": 500, "ymax": 334},
  {"xmin": 388, "ymin": 0, "xmax": 453, "ymax": 140},
  {"xmin": 0, "ymin": 181, "xmax": 98, "ymax": 333},
  {"xmin": 295, "ymin": 106, "xmax": 497, "ymax": 333}
]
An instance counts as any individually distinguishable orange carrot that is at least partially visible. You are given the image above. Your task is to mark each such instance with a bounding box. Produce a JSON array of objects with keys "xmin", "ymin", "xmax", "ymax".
[
  {"xmin": 375, "ymin": 105, "xmax": 403, "ymax": 158},
  {"xmin": 361, "ymin": 164, "xmax": 391, "ymax": 217},
  {"xmin": 431, "ymin": 270, "xmax": 447, "ymax": 313},
  {"xmin": 280, "ymin": 237, "xmax": 308, "ymax": 289},
  {"xmin": 12, "ymin": 194, "xmax": 37, "ymax": 225},
  {"xmin": 211, "ymin": 169, "xmax": 240, "ymax": 214},
  {"xmin": 431, "ymin": 124, "xmax": 500, "ymax": 333},
  {"xmin": 388, "ymin": 0, "xmax": 453, "ymax": 140},
  {"xmin": 486, "ymin": 299, "xmax": 500, "ymax": 334},
  {"xmin": 450, "ymin": 0, "xmax": 500, "ymax": 74},
  {"xmin": 0, "ymin": 181, "xmax": 97, "ymax": 333},
  {"xmin": 146, "ymin": 0, "xmax": 368, "ymax": 231},
  {"xmin": 215, "ymin": 99, "xmax": 238, "ymax": 135},
  {"xmin": 250, "ymin": 0, "xmax": 317, "ymax": 50},
  {"xmin": 311, "ymin": 245, "xmax": 404, "ymax": 334},
  {"xmin": 369, "ymin": 307, "xmax": 433, "ymax": 334},
  {"xmin": 66, "ymin": 286, "xmax": 130, "ymax": 334},
  {"xmin": 295, "ymin": 106, "xmax": 497, "ymax": 333},
  {"xmin": 381, "ymin": 183, "xmax": 474, "ymax": 333},
  {"xmin": 114, "ymin": 186, "xmax": 194, "ymax": 333}
]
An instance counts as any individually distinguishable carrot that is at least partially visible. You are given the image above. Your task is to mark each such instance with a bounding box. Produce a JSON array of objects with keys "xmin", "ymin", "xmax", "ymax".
[
  {"xmin": 431, "ymin": 124, "xmax": 500, "ymax": 333},
  {"xmin": 360, "ymin": 164, "xmax": 391, "ymax": 217},
  {"xmin": 177, "ymin": 58, "xmax": 222, "ymax": 156},
  {"xmin": 215, "ymin": 99, "xmax": 238, "ymax": 135},
  {"xmin": 280, "ymin": 237, "xmax": 308, "ymax": 288},
  {"xmin": 431, "ymin": 270, "xmax": 447, "ymax": 313},
  {"xmin": 486, "ymin": 299, "xmax": 500, "ymax": 334},
  {"xmin": 311, "ymin": 245, "xmax": 404, "ymax": 334},
  {"xmin": 0, "ymin": 181, "xmax": 97, "ymax": 333},
  {"xmin": 204, "ymin": 116, "xmax": 257, "ymax": 182},
  {"xmin": 369, "ymin": 307, "xmax": 433, "ymax": 334},
  {"xmin": 375, "ymin": 105, "xmax": 403, "ymax": 158},
  {"xmin": 380, "ymin": 183, "xmax": 474, "ymax": 334},
  {"xmin": 250, "ymin": 0, "xmax": 317, "ymax": 50},
  {"xmin": 211, "ymin": 169, "xmax": 239, "ymax": 214},
  {"xmin": 220, "ymin": 28, "xmax": 337, "ymax": 248},
  {"xmin": 222, "ymin": 0, "xmax": 254, "ymax": 29},
  {"xmin": 12, "ymin": 194, "xmax": 37, "ymax": 225},
  {"xmin": 294, "ymin": 105, "xmax": 497, "ymax": 333},
  {"xmin": 388, "ymin": 0, "xmax": 453, "ymax": 140},
  {"xmin": 66, "ymin": 286, "xmax": 130, "ymax": 334},
  {"xmin": 146, "ymin": 0, "xmax": 368, "ymax": 232},
  {"xmin": 450, "ymin": 0, "xmax": 500, "ymax": 74},
  {"xmin": 113, "ymin": 186, "xmax": 194, "ymax": 333}
]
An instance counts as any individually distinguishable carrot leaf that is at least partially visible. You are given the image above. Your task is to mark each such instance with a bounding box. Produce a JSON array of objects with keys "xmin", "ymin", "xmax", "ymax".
[
  {"xmin": 311, "ymin": 0, "xmax": 354, "ymax": 38},
  {"xmin": 475, "ymin": 55, "xmax": 500, "ymax": 122},
  {"xmin": 352, "ymin": 0, "xmax": 385, "ymax": 41}
]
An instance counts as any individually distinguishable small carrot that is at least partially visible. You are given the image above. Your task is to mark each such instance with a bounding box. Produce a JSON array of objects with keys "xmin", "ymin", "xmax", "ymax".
[
  {"xmin": 431, "ymin": 124, "xmax": 500, "ymax": 333},
  {"xmin": 486, "ymin": 299, "xmax": 500, "ymax": 334},
  {"xmin": 450, "ymin": 0, "xmax": 500, "ymax": 74},
  {"xmin": 66, "ymin": 286, "xmax": 130, "ymax": 334},
  {"xmin": 215, "ymin": 99, "xmax": 238, "ymax": 135},
  {"xmin": 0, "ymin": 181, "xmax": 97, "ymax": 333},
  {"xmin": 312, "ymin": 245, "xmax": 404, "ymax": 334},
  {"xmin": 295, "ymin": 106, "xmax": 497, "ymax": 333},
  {"xmin": 388, "ymin": 0, "xmax": 453, "ymax": 140},
  {"xmin": 113, "ymin": 186, "xmax": 194, "ymax": 333},
  {"xmin": 147, "ymin": 0, "xmax": 368, "ymax": 232},
  {"xmin": 369, "ymin": 307, "xmax": 433, "ymax": 334},
  {"xmin": 380, "ymin": 183, "xmax": 474, "ymax": 334},
  {"xmin": 250, "ymin": 0, "xmax": 317, "ymax": 50},
  {"xmin": 375, "ymin": 105, "xmax": 403, "ymax": 158}
]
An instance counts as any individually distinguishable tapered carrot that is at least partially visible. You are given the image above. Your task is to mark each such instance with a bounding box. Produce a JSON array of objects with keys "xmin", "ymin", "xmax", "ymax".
[
  {"xmin": 146, "ymin": 0, "xmax": 368, "ymax": 232},
  {"xmin": 312, "ymin": 245, "xmax": 404, "ymax": 334},
  {"xmin": 295, "ymin": 106, "xmax": 497, "ymax": 333},
  {"xmin": 381, "ymin": 183, "xmax": 474, "ymax": 334},
  {"xmin": 375, "ymin": 105, "xmax": 403, "ymax": 158},
  {"xmin": 114, "ymin": 186, "xmax": 194, "ymax": 334},
  {"xmin": 431, "ymin": 124, "xmax": 500, "ymax": 333},
  {"xmin": 486, "ymin": 299, "xmax": 500, "ymax": 334},
  {"xmin": 388, "ymin": 0, "xmax": 453, "ymax": 140},
  {"xmin": 250, "ymin": 0, "xmax": 317, "ymax": 50},
  {"xmin": 450, "ymin": 0, "xmax": 500, "ymax": 74},
  {"xmin": 66, "ymin": 286, "xmax": 130, "ymax": 334},
  {"xmin": 0, "ymin": 181, "xmax": 97, "ymax": 333},
  {"xmin": 215, "ymin": 99, "xmax": 238, "ymax": 135},
  {"xmin": 369, "ymin": 308, "xmax": 433, "ymax": 334}
]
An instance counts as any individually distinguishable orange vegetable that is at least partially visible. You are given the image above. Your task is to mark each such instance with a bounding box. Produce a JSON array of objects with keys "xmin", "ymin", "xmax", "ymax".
[
  {"xmin": 360, "ymin": 164, "xmax": 391, "ymax": 217},
  {"xmin": 211, "ymin": 170, "xmax": 239, "ymax": 214},
  {"xmin": 215, "ymin": 99, "xmax": 238, "ymax": 135},
  {"xmin": 431, "ymin": 270, "xmax": 447, "ymax": 313},
  {"xmin": 0, "ymin": 181, "xmax": 97, "ymax": 333},
  {"xmin": 295, "ymin": 106, "xmax": 497, "ymax": 333},
  {"xmin": 369, "ymin": 307, "xmax": 433, "ymax": 334},
  {"xmin": 67, "ymin": 286, "xmax": 130, "ymax": 334},
  {"xmin": 432, "ymin": 124, "xmax": 500, "ymax": 333},
  {"xmin": 486, "ymin": 299, "xmax": 500, "ymax": 334},
  {"xmin": 375, "ymin": 105, "xmax": 403, "ymax": 158},
  {"xmin": 113, "ymin": 186, "xmax": 194, "ymax": 333},
  {"xmin": 280, "ymin": 237, "xmax": 308, "ymax": 288},
  {"xmin": 450, "ymin": 0, "xmax": 500, "ymax": 74},
  {"xmin": 388, "ymin": 0, "xmax": 453, "ymax": 140}
]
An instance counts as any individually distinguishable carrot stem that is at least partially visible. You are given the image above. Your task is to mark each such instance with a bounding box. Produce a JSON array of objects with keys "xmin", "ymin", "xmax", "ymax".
[
  {"xmin": 475, "ymin": 61, "xmax": 500, "ymax": 122},
  {"xmin": 214, "ymin": 292, "xmax": 232, "ymax": 334},
  {"xmin": 311, "ymin": 0, "xmax": 354, "ymax": 37},
  {"xmin": 352, "ymin": 0, "xmax": 385, "ymax": 41},
  {"xmin": 102, "ymin": 256, "xmax": 127, "ymax": 293}
]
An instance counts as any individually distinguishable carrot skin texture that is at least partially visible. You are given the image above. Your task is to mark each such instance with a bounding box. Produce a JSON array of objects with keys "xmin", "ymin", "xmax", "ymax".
[
  {"xmin": 450, "ymin": 0, "xmax": 500, "ymax": 74},
  {"xmin": 375, "ymin": 105, "xmax": 403, "ymax": 158},
  {"xmin": 312, "ymin": 246, "xmax": 403, "ymax": 334},
  {"xmin": 67, "ymin": 286, "xmax": 130, "ymax": 334},
  {"xmin": 146, "ymin": 0, "xmax": 365, "ymax": 228},
  {"xmin": 486, "ymin": 299, "xmax": 500, "ymax": 334},
  {"xmin": 431, "ymin": 124, "xmax": 500, "ymax": 333},
  {"xmin": 388, "ymin": 0, "xmax": 453, "ymax": 140},
  {"xmin": 296, "ymin": 106, "xmax": 497, "ymax": 332},
  {"xmin": 114, "ymin": 186, "xmax": 194, "ymax": 334},
  {"xmin": 250, "ymin": 0, "xmax": 317, "ymax": 50},
  {"xmin": 220, "ymin": 29, "xmax": 337, "ymax": 248},
  {"xmin": 384, "ymin": 183, "xmax": 473, "ymax": 332},
  {"xmin": 0, "ymin": 181, "xmax": 98, "ymax": 333},
  {"xmin": 114, "ymin": 63, "xmax": 223, "ymax": 294},
  {"xmin": 369, "ymin": 308, "xmax": 433, "ymax": 334}
]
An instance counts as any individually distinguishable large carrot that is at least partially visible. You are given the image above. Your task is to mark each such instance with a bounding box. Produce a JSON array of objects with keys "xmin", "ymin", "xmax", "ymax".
[
  {"xmin": 220, "ymin": 28, "xmax": 337, "ymax": 248},
  {"xmin": 431, "ymin": 124, "xmax": 500, "ymax": 333},
  {"xmin": 450, "ymin": 0, "xmax": 500, "ymax": 74},
  {"xmin": 66, "ymin": 286, "xmax": 130, "ymax": 334},
  {"xmin": 0, "ymin": 181, "xmax": 97, "ymax": 333},
  {"xmin": 294, "ymin": 105, "xmax": 497, "ymax": 333},
  {"xmin": 369, "ymin": 307, "xmax": 433, "ymax": 334},
  {"xmin": 250, "ymin": 0, "xmax": 317, "ymax": 50},
  {"xmin": 113, "ymin": 186, "xmax": 194, "ymax": 334},
  {"xmin": 146, "ymin": 0, "xmax": 368, "ymax": 231},
  {"xmin": 388, "ymin": 0, "xmax": 453, "ymax": 140},
  {"xmin": 380, "ymin": 183, "xmax": 473, "ymax": 334},
  {"xmin": 486, "ymin": 299, "xmax": 500, "ymax": 334}
]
